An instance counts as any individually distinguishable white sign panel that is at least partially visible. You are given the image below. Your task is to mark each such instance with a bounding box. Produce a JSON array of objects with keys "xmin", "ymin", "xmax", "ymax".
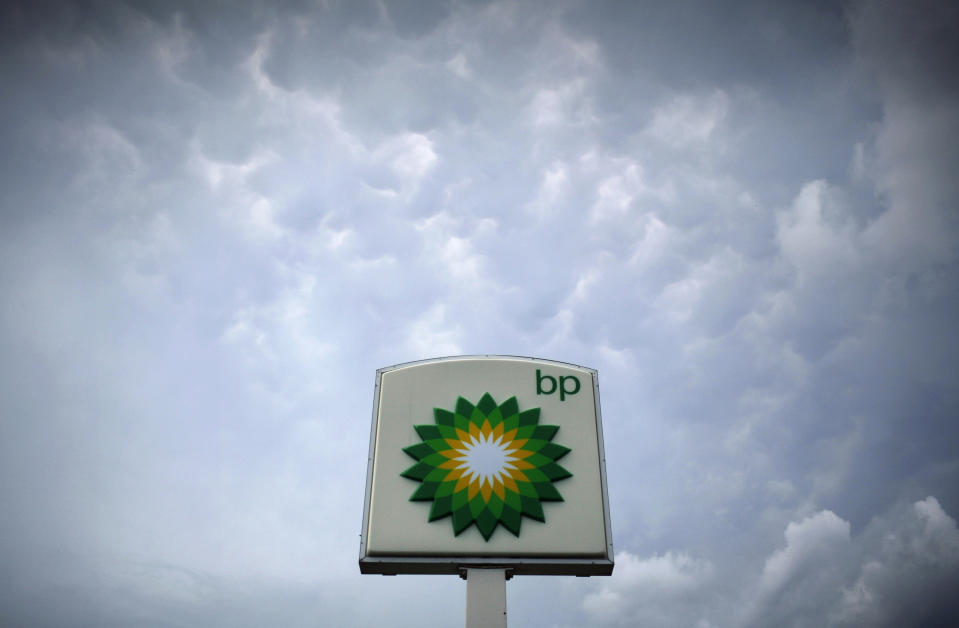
[{"xmin": 359, "ymin": 356, "xmax": 614, "ymax": 576}]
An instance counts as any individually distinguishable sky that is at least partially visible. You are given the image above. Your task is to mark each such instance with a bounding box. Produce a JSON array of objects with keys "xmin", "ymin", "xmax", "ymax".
[{"xmin": 1, "ymin": 0, "xmax": 958, "ymax": 626}]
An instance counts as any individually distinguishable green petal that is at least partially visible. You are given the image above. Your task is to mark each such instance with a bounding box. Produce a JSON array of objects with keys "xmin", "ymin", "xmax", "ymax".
[
  {"xmin": 541, "ymin": 462, "xmax": 573, "ymax": 481},
  {"xmin": 476, "ymin": 392, "xmax": 497, "ymax": 417},
  {"xmin": 516, "ymin": 481, "xmax": 537, "ymax": 497},
  {"xmin": 402, "ymin": 443, "xmax": 434, "ymax": 460},
  {"xmin": 437, "ymin": 424, "xmax": 459, "ymax": 439},
  {"xmin": 434, "ymin": 408, "xmax": 455, "ymax": 427},
  {"xmin": 530, "ymin": 425, "xmax": 559, "ymax": 441},
  {"xmin": 419, "ymin": 452, "xmax": 448, "ymax": 466},
  {"xmin": 539, "ymin": 443, "xmax": 571, "ymax": 461},
  {"xmin": 523, "ymin": 468, "xmax": 549, "ymax": 483},
  {"xmin": 425, "ymin": 438, "xmax": 451, "ymax": 452},
  {"xmin": 504, "ymin": 488, "xmax": 522, "ymax": 511},
  {"xmin": 452, "ymin": 505, "xmax": 473, "ymax": 534},
  {"xmin": 435, "ymin": 480, "xmax": 457, "ymax": 497},
  {"xmin": 400, "ymin": 462, "xmax": 432, "ymax": 481},
  {"xmin": 525, "ymin": 453, "xmax": 553, "ymax": 468},
  {"xmin": 425, "ymin": 467, "xmax": 449, "ymax": 482},
  {"xmin": 517, "ymin": 408, "xmax": 540, "ymax": 427},
  {"xmin": 455, "ymin": 397, "xmax": 475, "ymax": 418},
  {"xmin": 487, "ymin": 493, "xmax": 504, "ymax": 518},
  {"xmin": 519, "ymin": 438, "xmax": 547, "ymax": 452},
  {"xmin": 533, "ymin": 482, "xmax": 563, "ymax": 501},
  {"xmin": 411, "ymin": 482, "xmax": 440, "ymax": 500},
  {"xmin": 414, "ymin": 425, "xmax": 444, "ymax": 441},
  {"xmin": 500, "ymin": 505, "xmax": 522, "ymax": 536},
  {"xmin": 520, "ymin": 496, "xmax": 545, "ymax": 522},
  {"xmin": 476, "ymin": 508, "xmax": 498, "ymax": 540},
  {"xmin": 515, "ymin": 425, "xmax": 535, "ymax": 439},
  {"xmin": 429, "ymin": 495, "xmax": 453, "ymax": 520},
  {"xmin": 498, "ymin": 396, "xmax": 519, "ymax": 420},
  {"xmin": 469, "ymin": 495, "xmax": 485, "ymax": 517}
]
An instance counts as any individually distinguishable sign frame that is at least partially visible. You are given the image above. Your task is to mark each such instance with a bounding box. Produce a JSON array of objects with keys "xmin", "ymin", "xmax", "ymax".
[{"xmin": 358, "ymin": 355, "xmax": 614, "ymax": 576}]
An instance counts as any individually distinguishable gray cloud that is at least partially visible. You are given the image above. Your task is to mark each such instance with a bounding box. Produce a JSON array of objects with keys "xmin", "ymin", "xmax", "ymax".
[
  {"xmin": 1, "ymin": 0, "xmax": 957, "ymax": 625},
  {"xmin": 581, "ymin": 497, "xmax": 959, "ymax": 627}
]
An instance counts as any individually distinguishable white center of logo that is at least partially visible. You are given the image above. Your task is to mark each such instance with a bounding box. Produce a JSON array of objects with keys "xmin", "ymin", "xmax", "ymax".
[{"xmin": 463, "ymin": 434, "xmax": 512, "ymax": 485}]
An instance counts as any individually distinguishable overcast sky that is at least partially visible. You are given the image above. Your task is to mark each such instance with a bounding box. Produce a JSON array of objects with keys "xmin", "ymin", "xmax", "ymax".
[{"xmin": 1, "ymin": 1, "xmax": 958, "ymax": 626}]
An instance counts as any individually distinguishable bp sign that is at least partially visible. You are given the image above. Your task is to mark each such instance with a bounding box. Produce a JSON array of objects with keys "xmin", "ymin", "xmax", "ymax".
[{"xmin": 359, "ymin": 356, "xmax": 614, "ymax": 576}]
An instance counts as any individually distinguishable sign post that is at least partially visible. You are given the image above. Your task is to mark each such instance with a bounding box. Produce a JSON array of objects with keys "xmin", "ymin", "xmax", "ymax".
[
  {"xmin": 359, "ymin": 356, "xmax": 614, "ymax": 623},
  {"xmin": 465, "ymin": 568, "xmax": 507, "ymax": 627}
]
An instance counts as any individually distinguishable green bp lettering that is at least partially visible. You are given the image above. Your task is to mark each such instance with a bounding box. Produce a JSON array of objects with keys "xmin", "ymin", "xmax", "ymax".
[{"xmin": 536, "ymin": 369, "xmax": 581, "ymax": 401}]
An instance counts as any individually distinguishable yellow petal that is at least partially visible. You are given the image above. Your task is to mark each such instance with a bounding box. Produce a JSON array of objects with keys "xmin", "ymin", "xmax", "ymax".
[{"xmin": 509, "ymin": 469, "xmax": 529, "ymax": 483}]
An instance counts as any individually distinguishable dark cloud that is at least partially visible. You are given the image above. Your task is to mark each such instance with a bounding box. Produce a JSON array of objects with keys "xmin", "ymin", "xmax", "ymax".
[{"xmin": 849, "ymin": 0, "xmax": 959, "ymax": 104}]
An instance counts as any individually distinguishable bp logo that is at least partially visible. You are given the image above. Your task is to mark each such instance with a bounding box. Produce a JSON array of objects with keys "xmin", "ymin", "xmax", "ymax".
[{"xmin": 400, "ymin": 393, "xmax": 572, "ymax": 541}]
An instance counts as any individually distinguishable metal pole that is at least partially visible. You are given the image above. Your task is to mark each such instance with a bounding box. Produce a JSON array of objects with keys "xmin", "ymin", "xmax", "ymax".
[{"xmin": 465, "ymin": 568, "xmax": 507, "ymax": 628}]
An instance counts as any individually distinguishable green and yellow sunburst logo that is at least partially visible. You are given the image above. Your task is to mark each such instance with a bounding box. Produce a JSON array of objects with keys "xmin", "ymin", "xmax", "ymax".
[{"xmin": 400, "ymin": 393, "xmax": 572, "ymax": 541}]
